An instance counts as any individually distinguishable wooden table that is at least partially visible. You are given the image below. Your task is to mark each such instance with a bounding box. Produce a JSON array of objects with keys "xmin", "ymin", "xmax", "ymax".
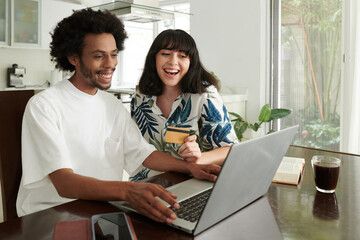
[
  {"xmin": 269, "ymin": 145, "xmax": 360, "ymax": 240},
  {"xmin": 0, "ymin": 145, "xmax": 359, "ymax": 240}
]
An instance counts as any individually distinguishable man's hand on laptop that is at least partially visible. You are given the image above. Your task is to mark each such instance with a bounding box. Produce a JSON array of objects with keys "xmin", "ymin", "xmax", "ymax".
[
  {"xmin": 125, "ymin": 182, "xmax": 180, "ymax": 223},
  {"xmin": 187, "ymin": 163, "xmax": 221, "ymax": 182}
]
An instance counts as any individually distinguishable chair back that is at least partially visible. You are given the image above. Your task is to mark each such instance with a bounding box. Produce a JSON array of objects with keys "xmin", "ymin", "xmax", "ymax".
[{"xmin": 0, "ymin": 90, "xmax": 34, "ymax": 221}]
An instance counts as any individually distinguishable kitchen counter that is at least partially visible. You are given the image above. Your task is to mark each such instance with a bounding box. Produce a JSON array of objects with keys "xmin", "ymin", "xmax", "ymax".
[
  {"xmin": 220, "ymin": 86, "xmax": 248, "ymax": 119},
  {"xmin": 0, "ymin": 85, "xmax": 247, "ymax": 115},
  {"xmin": 1, "ymin": 87, "xmax": 46, "ymax": 96},
  {"xmin": 107, "ymin": 87, "xmax": 136, "ymax": 95},
  {"xmin": 107, "ymin": 86, "xmax": 248, "ymax": 117},
  {"xmin": 2, "ymin": 87, "xmax": 46, "ymax": 91},
  {"xmin": 107, "ymin": 87, "xmax": 136, "ymax": 104}
]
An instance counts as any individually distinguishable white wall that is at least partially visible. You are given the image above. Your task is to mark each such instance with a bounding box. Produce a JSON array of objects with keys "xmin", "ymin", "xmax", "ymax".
[
  {"xmin": 0, "ymin": 1, "xmax": 83, "ymax": 89},
  {"xmin": 190, "ymin": 0, "xmax": 269, "ymax": 122},
  {"xmin": 41, "ymin": 1, "xmax": 85, "ymax": 50}
]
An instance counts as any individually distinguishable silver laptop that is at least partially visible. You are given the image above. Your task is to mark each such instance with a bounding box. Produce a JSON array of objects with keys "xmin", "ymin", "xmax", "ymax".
[{"xmin": 112, "ymin": 125, "xmax": 298, "ymax": 235}]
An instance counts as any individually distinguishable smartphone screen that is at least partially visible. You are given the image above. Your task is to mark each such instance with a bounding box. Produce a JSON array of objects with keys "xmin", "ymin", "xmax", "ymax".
[{"xmin": 92, "ymin": 212, "xmax": 134, "ymax": 240}]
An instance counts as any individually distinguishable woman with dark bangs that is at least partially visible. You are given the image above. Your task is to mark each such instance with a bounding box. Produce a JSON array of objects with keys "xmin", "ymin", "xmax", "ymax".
[{"xmin": 130, "ymin": 29, "xmax": 238, "ymax": 181}]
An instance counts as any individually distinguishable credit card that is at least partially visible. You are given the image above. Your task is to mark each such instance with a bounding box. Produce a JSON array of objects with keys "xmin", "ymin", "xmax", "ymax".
[{"xmin": 165, "ymin": 126, "xmax": 191, "ymax": 144}]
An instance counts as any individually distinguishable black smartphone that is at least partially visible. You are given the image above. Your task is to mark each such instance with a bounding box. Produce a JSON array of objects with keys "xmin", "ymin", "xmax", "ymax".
[{"xmin": 91, "ymin": 212, "xmax": 135, "ymax": 240}]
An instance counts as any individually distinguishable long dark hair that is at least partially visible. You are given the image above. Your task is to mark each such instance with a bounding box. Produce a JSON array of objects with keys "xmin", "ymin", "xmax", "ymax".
[
  {"xmin": 50, "ymin": 9, "xmax": 127, "ymax": 72},
  {"xmin": 138, "ymin": 29, "xmax": 219, "ymax": 96}
]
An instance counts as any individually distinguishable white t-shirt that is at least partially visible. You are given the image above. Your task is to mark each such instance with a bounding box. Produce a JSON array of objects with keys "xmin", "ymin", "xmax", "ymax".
[{"xmin": 16, "ymin": 80, "xmax": 156, "ymax": 216}]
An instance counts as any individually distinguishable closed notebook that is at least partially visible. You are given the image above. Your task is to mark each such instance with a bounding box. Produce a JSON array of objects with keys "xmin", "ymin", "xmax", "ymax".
[
  {"xmin": 53, "ymin": 216, "xmax": 138, "ymax": 240},
  {"xmin": 53, "ymin": 219, "xmax": 92, "ymax": 240}
]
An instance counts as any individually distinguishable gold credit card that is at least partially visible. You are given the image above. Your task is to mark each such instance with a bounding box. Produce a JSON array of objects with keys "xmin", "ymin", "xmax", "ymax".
[{"xmin": 165, "ymin": 126, "xmax": 191, "ymax": 144}]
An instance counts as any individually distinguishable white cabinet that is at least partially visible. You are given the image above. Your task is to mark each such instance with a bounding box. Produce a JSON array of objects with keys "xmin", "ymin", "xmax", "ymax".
[
  {"xmin": 0, "ymin": 0, "xmax": 9, "ymax": 45},
  {"xmin": 11, "ymin": 0, "xmax": 41, "ymax": 47},
  {"xmin": 1, "ymin": 0, "xmax": 85, "ymax": 49},
  {"xmin": 0, "ymin": 0, "xmax": 41, "ymax": 47}
]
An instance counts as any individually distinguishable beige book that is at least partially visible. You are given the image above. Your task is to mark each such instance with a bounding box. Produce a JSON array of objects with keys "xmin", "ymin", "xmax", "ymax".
[{"xmin": 272, "ymin": 156, "xmax": 305, "ymax": 185}]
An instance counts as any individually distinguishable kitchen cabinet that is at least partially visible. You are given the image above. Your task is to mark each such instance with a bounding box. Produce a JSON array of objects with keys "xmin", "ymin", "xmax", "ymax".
[
  {"xmin": 11, "ymin": 0, "xmax": 41, "ymax": 47},
  {"xmin": 0, "ymin": 0, "xmax": 41, "ymax": 47},
  {"xmin": 0, "ymin": 0, "xmax": 8, "ymax": 45}
]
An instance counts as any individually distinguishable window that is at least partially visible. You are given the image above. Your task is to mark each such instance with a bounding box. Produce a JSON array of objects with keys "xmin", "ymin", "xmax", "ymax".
[
  {"xmin": 272, "ymin": 0, "xmax": 360, "ymax": 154},
  {"xmin": 271, "ymin": 0, "xmax": 342, "ymax": 151},
  {"xmin": 112, "ymin": 21, "xmax": 154, "ymax": 89}
]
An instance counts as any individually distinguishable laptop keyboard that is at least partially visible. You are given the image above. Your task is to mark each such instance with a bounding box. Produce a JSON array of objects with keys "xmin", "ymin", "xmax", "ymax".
[{"xmin": 170, "ymin": 189, "xmax": 212, "ymax": 223}]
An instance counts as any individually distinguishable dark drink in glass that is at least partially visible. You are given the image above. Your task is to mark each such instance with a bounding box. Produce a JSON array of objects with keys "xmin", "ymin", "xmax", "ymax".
[{"xmin": 311, "ymin": 156, "xmax": 341, "ymax": 193}]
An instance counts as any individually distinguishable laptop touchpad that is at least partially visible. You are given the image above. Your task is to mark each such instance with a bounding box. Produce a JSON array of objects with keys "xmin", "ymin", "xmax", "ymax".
[{"xmin": 167, "ymin": 178, "xmax": 214, "ymax": 202}]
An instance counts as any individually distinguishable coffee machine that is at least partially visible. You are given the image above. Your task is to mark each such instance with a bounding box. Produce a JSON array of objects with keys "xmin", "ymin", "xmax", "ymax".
[{"xmin": 7, "ymin": 63, "xmax": 26, "ymax": 88}]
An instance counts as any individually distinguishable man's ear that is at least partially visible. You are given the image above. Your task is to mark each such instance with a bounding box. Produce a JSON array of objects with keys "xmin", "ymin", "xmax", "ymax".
[{"xmin": 67, "ymin": 54, "xmax": 79, "ymax": 66}]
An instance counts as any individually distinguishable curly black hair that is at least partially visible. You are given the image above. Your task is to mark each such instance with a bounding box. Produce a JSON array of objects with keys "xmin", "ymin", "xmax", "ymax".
[
  {"xmin": 138, "ymin": 29, "xmax": 219, "ymax": 96},
  {"xmin": 50, "ymin": 8, "xmax": 127, "ymax": 72}
]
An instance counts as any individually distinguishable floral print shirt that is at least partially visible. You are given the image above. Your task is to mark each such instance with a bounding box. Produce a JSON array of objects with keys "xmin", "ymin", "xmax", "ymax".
[{"xmin": 130, "ymin": 85, "xmax": 238, "ymax": 181}]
